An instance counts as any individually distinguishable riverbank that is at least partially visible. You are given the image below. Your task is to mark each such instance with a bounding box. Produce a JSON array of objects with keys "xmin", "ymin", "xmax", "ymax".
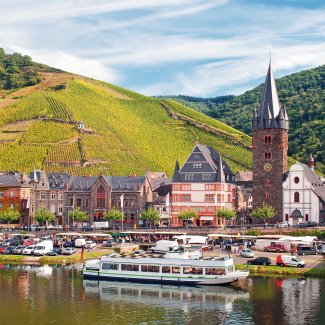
[
  {"xmin": 236, "ymin": 263, "xmax": 325, "ymax": 277},
  {"xmin": 0, "ymin": 250, "xmax": 113, "ymax": 264}
]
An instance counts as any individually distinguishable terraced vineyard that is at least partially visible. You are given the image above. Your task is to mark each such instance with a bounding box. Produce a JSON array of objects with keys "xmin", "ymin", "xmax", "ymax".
[{"xmin": 0, "ymin": 70, "xmax": 253, "ymax": 175}]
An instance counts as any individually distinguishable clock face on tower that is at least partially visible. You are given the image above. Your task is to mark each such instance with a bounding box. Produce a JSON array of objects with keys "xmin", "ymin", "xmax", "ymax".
[{"xmin": 264, "ymin": 163, "xmax": 272, "ymax": 172}]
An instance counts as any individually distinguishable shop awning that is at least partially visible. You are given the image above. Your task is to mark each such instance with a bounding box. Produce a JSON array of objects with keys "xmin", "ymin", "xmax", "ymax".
[{"xmin": 200, "ymin": 216, "xmax": 214, "ymax": 221}]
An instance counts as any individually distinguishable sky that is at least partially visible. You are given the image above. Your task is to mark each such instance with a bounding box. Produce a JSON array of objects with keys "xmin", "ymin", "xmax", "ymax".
[{"xmin": 0, "ymin": 0, "xmax": 324, "ymax": 97}]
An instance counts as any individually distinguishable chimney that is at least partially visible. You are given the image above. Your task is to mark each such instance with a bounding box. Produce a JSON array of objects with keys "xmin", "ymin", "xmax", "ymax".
[{"xmin": 308, "ymin": 154, "xmax": 315, "ymax": 171}]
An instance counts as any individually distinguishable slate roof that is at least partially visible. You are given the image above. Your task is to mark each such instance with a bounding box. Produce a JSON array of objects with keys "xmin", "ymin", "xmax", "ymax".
[
  {"xmin": 172, "ymin": 144, "xmax": 235, "ymax": 183},
  {"xmin": 67, "ymin": 176, "xmax": 98, "ymax": 191},
  {"xmin": 48, "ymin": 172, "xmax": 70, "ymax": 190},
  {"xmin": 253, "ymin": 63, "xmax": 289, "ymax": 130},
  {"xmin": 104, "ymin": 176, "xmax": 147, "ymax": 192},
  {"xmin": 0, "ymin": 174, "xmax": 30, "ymax": 188}
]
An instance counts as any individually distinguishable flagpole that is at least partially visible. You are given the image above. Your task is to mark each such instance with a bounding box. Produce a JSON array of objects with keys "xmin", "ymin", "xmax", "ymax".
[{"xmin": 120, "ymin": 194, "xmax": 124, "ymax": 231}]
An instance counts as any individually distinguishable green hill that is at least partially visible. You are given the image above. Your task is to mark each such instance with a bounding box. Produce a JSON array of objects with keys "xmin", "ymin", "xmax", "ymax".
[
  {"xmin": 0, "ymin": 49, "xmax": 252, "ymax": 176},
  {"xmin": 162, "ymin": 65, "xmax": 325, "ymax": 174}
]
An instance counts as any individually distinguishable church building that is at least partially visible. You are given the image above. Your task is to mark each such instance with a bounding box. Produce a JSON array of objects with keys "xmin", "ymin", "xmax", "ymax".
[{"xmin": 252, "ymin": 62, "xmax": 289, "ymax": 222}]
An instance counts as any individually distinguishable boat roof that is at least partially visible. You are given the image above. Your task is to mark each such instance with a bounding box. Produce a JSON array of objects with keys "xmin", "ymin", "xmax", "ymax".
[{"xmin": 100, "ymin": 256, "xmax": 234, "ymax": 267}]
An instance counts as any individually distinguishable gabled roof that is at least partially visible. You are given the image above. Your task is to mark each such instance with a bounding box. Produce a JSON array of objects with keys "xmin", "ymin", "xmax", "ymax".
[
  {"xmin": 0, "ymin": 174, "xmax": 30, "ymax": 188},
  {"xmin": 104, "ymin": 176, "xmax": 147, "ymax": 192},
  {"xmin": 173, "ymin": 144, "xmax": 234, "ymax": 183},
  {"xmin": 300, "ymin": 164, "xmax": 325, "ymax": 203},
  {"xmin": 67, "ymin": 176, "xmax": 98, "ymax": 191}
]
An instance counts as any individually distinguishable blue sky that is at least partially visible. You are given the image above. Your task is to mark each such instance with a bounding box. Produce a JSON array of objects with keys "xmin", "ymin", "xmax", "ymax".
[{"xmin": 0, "ymin": 0, "xmax": 324, "ymax": 96}]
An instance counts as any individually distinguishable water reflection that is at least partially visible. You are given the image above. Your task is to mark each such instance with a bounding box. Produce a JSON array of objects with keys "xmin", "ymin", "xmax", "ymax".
[
  {"xmin": 83, "ymin": 279, "xmax": 249, "ymax": 313},
  {"xmin": 0, "ymin": 264, "xmax": 324, "ymax": 325}
]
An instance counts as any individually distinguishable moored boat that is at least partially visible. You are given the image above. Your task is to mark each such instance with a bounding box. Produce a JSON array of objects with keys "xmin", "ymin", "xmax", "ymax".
[{"xmin": 83, "ymin": 255, "xmax": 248, "ymax": 285}]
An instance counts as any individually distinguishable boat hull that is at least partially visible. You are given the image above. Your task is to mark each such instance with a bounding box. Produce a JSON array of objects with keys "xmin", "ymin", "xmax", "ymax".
[{"xmin": 83, "ymin": 270, "xmax": 248, "ymax": 286}]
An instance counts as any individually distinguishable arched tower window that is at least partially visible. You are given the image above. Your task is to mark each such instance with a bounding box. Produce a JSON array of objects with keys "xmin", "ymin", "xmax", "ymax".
[
  {"xmin": 265, "ymin": 192, "xmax": 270, "ymax": 200},
  {"xmin": 294, "ymin": 192, "xmax": 300, "ymax": 203},
  {"xmin": 97, "ymin": 185, "xmax": 105, "ymax": 194},
  {"xmin": 264, "ymin": 135, "xmax": 272, "ymax": 144},
  {"xmin": 264, "ymin": 152, "xmax": 272, "ymax": 160}
]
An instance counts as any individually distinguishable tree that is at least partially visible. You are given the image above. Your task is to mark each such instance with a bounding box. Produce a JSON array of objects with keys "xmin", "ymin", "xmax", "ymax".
[
  {"xmin": 0, "ymin": 208, "xmax": 20, "ymax": 225},
  {"xmin": 69, "ymin": 207, "xmax": 89, "ymax": 227},
  {"xmin": 105, "ymin": 208, "xmax": 123, "ymax": 230},
  {"xmin": 141, "ymin": 207, "xmax": 160, "ymax": 229},
  {"xmin": 35, "ymin": 208, "xmax": 54, "ymax": 225},
  {"xmin": 178, "ymin": 210, "xmax": 197, "ymax": 228},
  {"xmin": 216, "ymin": 208, "xmax": 236, "ymax": 219},
  {"xmin": 252, "ymin": 203, "xmax": 276, "ymax": 221}
]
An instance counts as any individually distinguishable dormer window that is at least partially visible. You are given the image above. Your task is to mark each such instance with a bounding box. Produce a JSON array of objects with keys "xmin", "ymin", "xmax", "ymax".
[{"xmin": 193, "ymin": 163, "xmax": 202, "ymax": 169}]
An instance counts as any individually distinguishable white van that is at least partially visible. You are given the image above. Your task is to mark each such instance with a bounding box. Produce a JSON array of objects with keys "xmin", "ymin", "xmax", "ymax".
[
  {"xmin": 151, "ymin": 240, "xmax": 179, "ymax": 254},
  {"xmin": 33, "ymin": 240, "xmax": 53, "ymax": 256},
  {"xmin": 75, "ymin": 238, "xmax": 86, "ymax": 248},
  {"xmin": 276, "ymin": 255, "xmax": 305, "ymax": 268}
]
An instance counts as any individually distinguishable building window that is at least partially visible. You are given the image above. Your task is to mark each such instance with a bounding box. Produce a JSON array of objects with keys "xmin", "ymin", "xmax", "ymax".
[
  {"xmin": 97, "ymin": 198, "xmax": 105, "ymax": 208},
  {"xmin": 40, "ymin": 192, "xmax": 46, "ymax": 200},
  {"xmin": 173, "ymin": 184, "xmax": 181, "ymax": 191},
  {"xmin": 181, "ymin": 184, "xmax": 191, "ymax": 191},
  {"xmin": 185, "ymin": 173, "xmax": 194, "ymax": 181},
  {"xmin": 77, "ymin": 198, "xmax": 82, "ymax": 207},
  {"xmin": 217, "ymin": 184, "xmax": 221, "ymax": 191},
  {"xmin": 205, "ymin": 194, "xmax": 215, "ymax": 203},
  {"xmin": 294, "ymin": 192, "xmax": 300, "ymax": 203},
  {"xmin": 305, "ymin": 214, "xmax": 309, "ymax": 221},
  {"xmin": 193, "ymin": 154, "xmax": 200, "ymax": 159},
  {"xmin": 264, "ymin": 152, "xmax": 272, "ymax": 160},
  {"xmin": 182, "ymin": 194, "xmax": 191, "ymax": 202},
  {"xmin": 285, "ymin": 214, "xmax": 289, "ymax": 221},
  {"xmin": 9, "ymin": 191, "xmax": 14, "ymax": 198},
  {"xmin": 83, "ymin": 199, "xmax": 89, "ymax": 207},
  {"xmin": 31, "ymin": 205, "xmax": 34, "ymax": 213},
  {"xmin": 294, "ymin": 177, "xmax": 300, "ymax": 184},
  {"xmin": 264, "ymin": 135, "xmax": 272, "ymax": 143},
  {"xmin": 10, "ymin": 203, "xmax": 14, "ymax": 209},
  {"xmin": 202, "ymin": 174, "xmax": 211, "ymax": 181},
  {"xmin": 51, "ymin": 192, "xmax": 56, "ymax": 200},
  {"xmin": 0, "ymin": 203, "xmax": 2, "ymax": 208},
  {"xmin": 193, "ymin": 163, "xmax": 202, "ymax": 169},
  {"xmin": 58, "ymin": 206, "xmax": 63, "ymax": 214},
  {"xmin": 217, "ymin": 194, "xmax": 221, "ymax": 203},
  {"xmin": 97, "ymin": 185, "xmax": 105, "ymax": 194},
  {"xmin": 265, "ymin": 192, "xmax": 270, "ymax": 200},
  {"xmin": 205, "ymin": 184, "xmax": 214, "ymax": 191},
  {"xmin": 0, "ymin": 192, "xmax": 3, "ymax": 197},
  {"xmin": 59, "ymin": 193, "xmax": 63, "ymax": 200},
  {"xmin": 265, "ymin": 180, "xmax": 270, "ymax": 187},
  {"xmin": 41, "ymin": 182, "xmax": 45, "ymax": 187}
]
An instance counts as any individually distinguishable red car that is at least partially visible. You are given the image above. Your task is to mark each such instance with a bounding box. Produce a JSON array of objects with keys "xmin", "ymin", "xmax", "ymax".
[
  {"xmin": 264, "ymin": 244, "xmax": 285, "ymax": 253},
  {"xmin": 0, "ymin": 245, "xmax": 7, "ymax": 253},
  {"xmin": 23, "ymin": 240, "xmax": 34, "ymax": 246}
]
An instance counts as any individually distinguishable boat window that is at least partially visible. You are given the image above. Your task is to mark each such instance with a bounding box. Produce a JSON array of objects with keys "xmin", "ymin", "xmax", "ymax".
[
  {"xmin": 205, "ymin": 268, "xmax": 225, "ymax": 275},
  {"xmin": 141, "ymin": 265, "xmax": 160, "ymax": 273},
  {"xmin": 162, "ymin": 266, "xmax": 171, "ymax": 273},
  {"xmin": 102, "ymin": 263, "xmax": 119, "ymax": 270},
  {"xmin": 172, "ymin": 266, "xmax": 181, "ymax": 274},
  {"xmin": 121, "ymin": 264, "xmax": 139, "ymax": 271},
  {"xmin": 183, "ymin": 267, "xmax": 203, "ymax": 275}
]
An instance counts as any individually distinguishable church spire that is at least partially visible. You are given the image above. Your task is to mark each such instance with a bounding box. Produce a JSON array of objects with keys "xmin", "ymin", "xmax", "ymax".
[{"xmin": 253, "ymin": 62, "xmax": 288, "ymax": 130}]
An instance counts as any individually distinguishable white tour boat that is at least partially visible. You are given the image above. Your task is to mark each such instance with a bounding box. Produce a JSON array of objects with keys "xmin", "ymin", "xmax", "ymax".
[{"xmin": 83, "ymin": 254, "xmax": 248, "ymax": 285}]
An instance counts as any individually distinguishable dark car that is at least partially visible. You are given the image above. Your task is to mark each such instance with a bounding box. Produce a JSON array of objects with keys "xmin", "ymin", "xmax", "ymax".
[
  {"xmin": 10, "ymin": 239, "xmax": 23, "ymax": 246},
  {"xmin": 46, "ymin": 248, "xmax": 62, "ymax": 256},
  {"xmin": 248, "ymin": 257, "xmax": 271, "ymax": 266},
  {"xmin": 306, "ymin": 221, "xmax": 317, "ymax": 228},
  {"xmin": 3, "ymin": 246, "xmax": 17, "ymax": 255},
  {"xmin": 297, "ymin": 246, "xmax": 319, "ymax": 256},
  {"xmin": 63, "ymin": 241, "xmax": 74, "ymax": 248},
  {"xmin": 105, "ymin": 240, "xmax": 116, "ymax": 247}
]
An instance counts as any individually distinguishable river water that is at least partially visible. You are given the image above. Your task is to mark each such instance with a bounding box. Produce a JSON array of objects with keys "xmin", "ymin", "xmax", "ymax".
[{"xmin": 0, "ymin": 264, "xmax": 324, "ymax": 325}]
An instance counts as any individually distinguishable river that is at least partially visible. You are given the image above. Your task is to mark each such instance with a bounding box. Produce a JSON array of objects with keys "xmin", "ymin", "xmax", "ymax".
[{"xmin": 0, "ymin": 264, "xmax": 324, "ymax": 325}]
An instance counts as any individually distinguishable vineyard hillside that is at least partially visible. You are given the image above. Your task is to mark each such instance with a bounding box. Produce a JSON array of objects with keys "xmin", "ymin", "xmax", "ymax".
[{"xmin": 0, "ymin": 51, "xmax": 253, "ymax": 176}]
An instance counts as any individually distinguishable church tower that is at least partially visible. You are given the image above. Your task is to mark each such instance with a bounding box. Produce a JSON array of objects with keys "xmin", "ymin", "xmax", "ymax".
[{"xmin": 252, "ymin": 62, "xmax": 289, "ymax": 222}]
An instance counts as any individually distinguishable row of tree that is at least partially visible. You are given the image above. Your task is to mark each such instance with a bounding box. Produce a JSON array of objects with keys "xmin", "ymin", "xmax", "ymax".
[{"xmin": 0, "ymin": 203, "xmax": 276, "ymax": 227}]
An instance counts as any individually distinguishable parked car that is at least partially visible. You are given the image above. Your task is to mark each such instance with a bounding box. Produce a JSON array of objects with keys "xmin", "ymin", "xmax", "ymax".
[
  {"xmin": 2, "ymin": 239, "xmax": 11, "ymax": 247},
  {"xmin": 22, "ymin": 245, "xmax": 36, "ymax": 255},
  {"xmin": 62, "ymin": 247, "xmax": 76, "ymax": 255},
  {"xmin": 46, "ymin": 248, "xmax": 62, "ymax": 256},
  {"xmin": 33, "ymin": 241, "xmax": 53, "ymax": 256},
  {"xmin": 12, "ymin": 245, "xmax": 25, "ymax": 255},
  {"xmin": 105, "ymin": 239, "xmax": 116, "ymax": 247},
  {"xmin": 297, "ymin": 246, "xmax": 319, "ymax": 256},
  {"xmin": 0, "ymin": 245, "xmax": 6, "ymax": 253},
  {"xmin": 10, "ymin": 239, "xmax": 23, "ymax": 246},
  {"xmin": 264, "ymin": 244, "xmax": 285, "ymax": 253},
  {"xmin": 240, "ymin": 249, "xmax": 254, "ymax": 258},
  {"xmin": 82, "ymin": 226, "xmax": 93, "ymax": 232},
  {"xmin": 63, "ymin": 241, "xmax": 74, "ymax": 248},
  {"xmin": 276, "ymin": 255, "xmax": 305, "ymax": 268},
  {"xmin": 278, "ymin": 221, "xmax": 289, "ymax": 228},
  {"xmin": 3, "ymin": 246, "xmax": 16, "ymax": 255},
  {"xmin": 298, "ymin": 221, "xmax": 317, "ymax": 228},
  {"xmin": 75, "ymin": 238, "xmax": 86, "ymax": 248},
  {"xmin": 248, "ymin": 257, "xmax": 271, "ymax": 266},
  {"xmin": 84, "ymin": 241, "xmax": 96, "ymax": 249},
  {"xmin": 23, "ymin": 239, "xmax": 34, "ymax": 246}
]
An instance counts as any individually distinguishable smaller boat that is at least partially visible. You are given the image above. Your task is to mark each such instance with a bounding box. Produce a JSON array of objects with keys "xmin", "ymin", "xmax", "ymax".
[{"xmin": 83, "ymin": 253, "xmax": 248, "ymax": 285}]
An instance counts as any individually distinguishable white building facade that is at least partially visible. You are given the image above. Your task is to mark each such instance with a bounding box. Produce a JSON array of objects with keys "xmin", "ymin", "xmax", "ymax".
[{"xmin": 283, "ymin": 163, "xmax": 325, "ymax": 225}]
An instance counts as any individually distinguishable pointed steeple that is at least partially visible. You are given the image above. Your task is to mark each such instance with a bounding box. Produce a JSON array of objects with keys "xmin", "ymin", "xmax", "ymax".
[{"xmin": 254, "ymin": 62, "xmax": 286, "ymax": 130}]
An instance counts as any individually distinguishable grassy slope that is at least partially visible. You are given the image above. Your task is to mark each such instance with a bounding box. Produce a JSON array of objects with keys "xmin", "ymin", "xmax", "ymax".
[{"xmin": 0, "ymin": 72, "xmax": 253, "ymax": 176}]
